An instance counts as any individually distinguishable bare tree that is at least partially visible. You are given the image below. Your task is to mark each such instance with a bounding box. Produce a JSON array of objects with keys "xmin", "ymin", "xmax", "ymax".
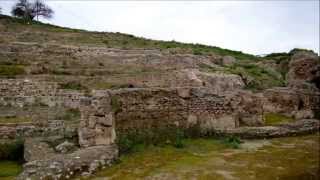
[
  {"xmin": 33, "ymin": 0, "xmax": 53, "ymax": 21},
  {"xmin": 11, "ymin": 0, "xmax": 53, "ymax": 21}
]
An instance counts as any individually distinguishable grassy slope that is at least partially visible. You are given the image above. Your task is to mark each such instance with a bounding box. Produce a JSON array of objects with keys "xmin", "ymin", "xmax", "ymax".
[{"xmin": 0, "ymin": 14, "xmax": 257, "ymax": 60}]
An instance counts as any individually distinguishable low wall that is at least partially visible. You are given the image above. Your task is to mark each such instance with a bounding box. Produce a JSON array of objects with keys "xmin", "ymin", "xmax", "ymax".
[{"xmin": 77, "ymin": 88, "xmax": 266, "ymax": 148}]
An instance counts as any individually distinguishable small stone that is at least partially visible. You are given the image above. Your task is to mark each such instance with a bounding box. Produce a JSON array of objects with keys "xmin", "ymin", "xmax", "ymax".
[{"xmin": 55, "ymin": 141, "xmax": 76, "ymax": 154}]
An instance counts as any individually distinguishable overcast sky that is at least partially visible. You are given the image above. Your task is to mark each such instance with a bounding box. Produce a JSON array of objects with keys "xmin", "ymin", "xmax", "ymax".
[{"xmin": 0, "ymin": 0, "xmax": 319, "ymax": 55}]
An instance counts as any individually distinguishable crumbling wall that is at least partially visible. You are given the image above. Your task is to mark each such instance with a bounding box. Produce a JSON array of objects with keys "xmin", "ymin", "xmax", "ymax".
[
  {"xmin": 78, "ymin": 87, "xmax": 269, "ymax": 143},
  {"xmin": 110, "ymin": 88, "xmax": 241, "ymax": 134},
  {"xmin": 263, "ymin": 87, "xmax": 320, "ymax": 119},
  {"xmin": 0, "ymin": 79, "xmax": 84, "ymax": 108},
  {"xmin": 0, "ymin": 79, "xmax": 83, "ymax": 140},
  {"xmin": 78, "ymin": 91, "xmax": 116, "ymax": 147}
]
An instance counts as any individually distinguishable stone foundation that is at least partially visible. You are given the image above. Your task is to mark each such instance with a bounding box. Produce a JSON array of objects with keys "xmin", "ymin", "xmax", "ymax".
[{"xmin": 17, "ymin": 144, "xmax": 118, "ymax": 180}]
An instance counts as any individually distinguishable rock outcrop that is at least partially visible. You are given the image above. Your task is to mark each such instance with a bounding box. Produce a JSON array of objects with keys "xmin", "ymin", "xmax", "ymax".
[
  {"xmin": 221, "ymin": 56, "xmax": 236, "ymax": 66},
  {"xmin": 287, "ymin": 51, "xmax": 320, "ymax": 89}
]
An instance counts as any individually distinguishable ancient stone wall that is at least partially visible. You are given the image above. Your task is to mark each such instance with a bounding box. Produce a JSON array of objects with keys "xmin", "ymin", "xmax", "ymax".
[
  {"xmin": 0, "ymin": 79, "xmax": 84, "ymax": 108},
  {"xmin": 263, "ymin": 87, "xmax": 320, "ymax": 119},
  {"xmin": 0, "ymin": 120, "xmax": 75, "ymax": 139},
  {"xmin": 0, "ymin": 79, "xmax": 83, "ymax": 140},
  {"xmin": 77, "ymin": 88, "xmax": 242, "ymax": 147},
  {"xmin": 111, "ymin": 88, "xmax": 239, "ymax": 133}
]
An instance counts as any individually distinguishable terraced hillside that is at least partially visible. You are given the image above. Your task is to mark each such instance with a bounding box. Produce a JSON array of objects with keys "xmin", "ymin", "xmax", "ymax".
[{"xmin": 0, "ymin": 14, "xmax": 292, "ymax": 91}]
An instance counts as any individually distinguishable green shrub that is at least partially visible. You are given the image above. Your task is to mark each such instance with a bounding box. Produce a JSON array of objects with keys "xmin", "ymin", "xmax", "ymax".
[
  {"xmin": 58, "ymin": 81, "xmax": 87, "ymax": 90},
  {"xmin": 174, "ymin": 129, "xmax": 184, "ymax": 148},
  {"xmin": 289, "ymin": 48, "xmax": 314, "ymax": 55},
  {"xmin": 193, "ymin": 49, "xmax": 203, "ymax": 55},
  {"xmin": 222, "ymin": 136, "xmax": 242, "ymax": 149},
  {"xmin": 111, "ymin": 96, "xmax": 121, "ymax": 113}
]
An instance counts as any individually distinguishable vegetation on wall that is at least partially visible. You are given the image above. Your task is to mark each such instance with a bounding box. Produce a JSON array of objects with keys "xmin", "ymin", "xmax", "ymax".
[
  {"xmin": 0, "ymin": 65, "xmax": 25, "ymax": 77},
  {"xmin": 116, "ymin": 125, "xmax": 242, "ymax": 155},
  {"xmin": 58, "ymin": 81, "xmax": 87, "ymax": 90},
  {"xmin": 199, "ymin": 61, "xmax": 285, "ymax": 90},
  {"xmin": 0, "ymin": 116, "xmax": 32, "ymax": 124}
]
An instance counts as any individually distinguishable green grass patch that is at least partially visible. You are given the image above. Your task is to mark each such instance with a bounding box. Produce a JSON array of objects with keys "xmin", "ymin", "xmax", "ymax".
[
  {"xmin": 264, "ymin": 113, "xmax": 294, "ymax": 125},
  {"xmin": 0, "ymin": 161, "xmax": 23, "ymax": 178},
  {"xmin": 116, "ymin": 127, "xmax": 187, "ymax": 154},
  {"xmin": 56, "ymin": 108, "xmax": 81, "ymax": 121},
  {"xmin": 198, "ymin": 63, "xmax": 218, "ymax": 73},
  {"xmin": 0, "ymin": 116, "xmax": 32, "ymax": 124},
  {"xmin": 115, "ymin": 125, "xmax": 237, "ymax": 155},
  {"xmin": 0, "ymin": 65, "xmax": 25, "ymax": 76},
  {"xmin": 88, "ymin": 134, "xmax": 319, "ymax": 180},
  {"xmin": 227, "ymin": 63, "xmax": 283, "ymax": 90},
  {"xmin": 199, "ymin": 61, "xmax": 285, "ymax": 90},
  {"xmin": 58, "ymin": 81, "xmax": 87, "ymax": 90},
  {"xmin": 90, "ymin": 137, "xmax": 233, "ymax": 179}
]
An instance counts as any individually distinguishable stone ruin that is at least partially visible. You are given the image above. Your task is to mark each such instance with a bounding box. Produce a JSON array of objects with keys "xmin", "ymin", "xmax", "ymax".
[
  {"xmin": 0, "ymin": 50, "xmax": 319, "ymax": 179},
  {"xmin": 0, "ymin": 78, "xmax": 318, "ymax": 179}
]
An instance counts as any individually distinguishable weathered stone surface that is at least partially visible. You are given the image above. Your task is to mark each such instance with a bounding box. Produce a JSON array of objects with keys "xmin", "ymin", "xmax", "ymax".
[
  {"xmin": 230, "ymin": 90, "xmax": 264, "ymax": 127},
  {"xmin": 196, "ymin": 71, "xmax": 245, "ymax": 94},
  {"xmin": 199, "ymin": 115, "xmax": 237, "ymax": 132},
  {"xmin": 0, "ymin": 120, "xmax": 74, "ymax": 140},
  {"xmin": 55, "ymin": 141, "xmax": 77, "ymax": 154},
  {"xmin": 222, "ymin": 56, "xmax": 236, "ymax": 66},
  {"xmin": 18, "ymin": 145, "xmax": 118, "ymax": 180},
  {"xmin": 216, "ymin": 119, "xmax": 319, "ymax": 139},
  {"xmin": 111, "ymin": 88, "xmax": 239, "ymax": 133},
  {"xmin": 24, "ymin": 138, "xmax": 55, "ymax": 162},
  {"xmin": 79, "ymin": 91, "xmax": 116, "ymax": 147},
  {"xmin": 263, "ymin": 87, "xmax": 320, "ymax": 119},
  {"xmin": 0, "ymin": 79, "xmax": 84, "ymax": 108},
  {"xmin": 287, "ymin": 51, "xmax": 320, "ymax": 89}
]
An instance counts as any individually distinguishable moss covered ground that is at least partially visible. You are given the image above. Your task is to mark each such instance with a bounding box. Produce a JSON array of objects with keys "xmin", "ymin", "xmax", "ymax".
[
  {"xmin": 0, "ymin": 161, "xmax": 23, "ymax": 179},
  {"xmin": 264, "ymin": 113, "xmax": 294, "ymax": 125},
  {"xmin": 85, "ymin": 134, "xmax": 319, "ymax": 180}
]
